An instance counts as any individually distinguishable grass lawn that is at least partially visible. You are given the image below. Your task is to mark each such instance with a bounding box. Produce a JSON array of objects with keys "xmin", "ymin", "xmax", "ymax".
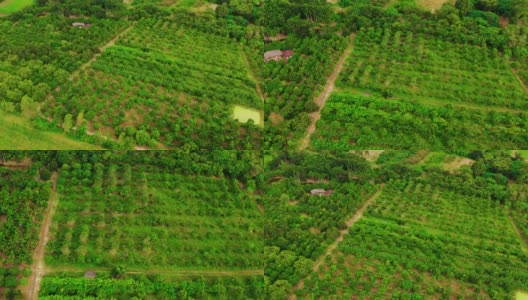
[
  {"xmin": 0, "ymin": 112, "xmax": 102, "ymax": 150},
  {"xmin": 0, "ymin": 0, "xmax": 34, "ymax": 15},
  {"xmin": 233, "ymin": 105, "xmax": 263, "ymax": 127},
  {"xmin": 517, "ymin": 291, "xmax": 528, "ymax": 300},
  {"xmin": 517, "ymin": 150, "xmax": 528, "ymax": 161}
]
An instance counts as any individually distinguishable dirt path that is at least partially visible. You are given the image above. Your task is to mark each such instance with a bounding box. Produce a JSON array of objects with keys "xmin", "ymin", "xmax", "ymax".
[
  {"xmin": 509, "ymin": 216, "xmax": 528, "ymax": 252},
  {"xmin": 69, "ymin": 24, "xmax": 135, "ymax": 81},
  {"xmin": 44, "ymin": 265, "xmax": 263, "ymax": 276},
  {"xmin": 511, "ymin": 68, "xmax": 528, "ymax": 94},
  {"xmin": 241, "ymin": 48, "xmax": 265, "ymax": 103},
  {"xmin": 289, "ymin": 184, "xmax": 385, "ymax": 299},
  {"xmin": 24, "ymin": 173, "xmax": 59, "ymax": 300},
  {"xmin": 298, "ymin": 35, "xmax": 355, "ymax": 150}
]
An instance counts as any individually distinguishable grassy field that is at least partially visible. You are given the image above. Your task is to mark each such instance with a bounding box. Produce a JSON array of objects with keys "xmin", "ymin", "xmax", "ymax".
[
  {"xmin": 233, "ymin": 105, "xmax": 263, "ymax": 127},
  {"xmin": 0, "ymin": 113, "xmax": 101, "ymax": 150},
  {"xmin": 0, "ymin": 0, "xmax": 33, "ymax": 15}
]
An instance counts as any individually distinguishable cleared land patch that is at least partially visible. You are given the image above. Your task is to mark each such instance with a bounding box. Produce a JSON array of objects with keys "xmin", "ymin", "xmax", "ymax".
[
  {"xmin": 0, "ymin": 0, "xmax": 33, "ymax": 15},
  {"xmin": 0, "ymin": 113, "xmax": 101, "ymax": 150},
  {"xmin": 233, "ymin": 105, "xmax": 263, "ymax": 126}
]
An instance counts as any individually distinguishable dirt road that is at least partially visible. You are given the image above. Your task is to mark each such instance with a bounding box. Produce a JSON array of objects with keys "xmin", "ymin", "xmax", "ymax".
[
  {"xmin": 69, "ymin": 24, "xmax": 135, "ymax": 81},
  {"xmin": 25, "ymin": 172, "xmax": 59, "ymax": 300},
  {"xmin": 241, "ymin": 49, "xmax": 265, "ymax": 103},
  {"xmin": 298, "ymin": 35, "xmax": 355, "ymax": 150},
  {"xmin": 289, "ymin": 184, "xmax": 385, "ymax": 298}
]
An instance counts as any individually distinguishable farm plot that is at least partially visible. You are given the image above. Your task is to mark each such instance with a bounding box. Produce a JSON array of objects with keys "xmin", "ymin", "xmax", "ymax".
[
  {"xmin": 44, "ymin": 17, "xmax": 262, "ymax": 149},
  {"xmin": 263, "ymin": 35, "xmax": 348, "ymax": 149},
  {"xmin": 264, "ymin": 152, "xmax": 378, "ymax": 294},
  {"xmin": 338, "ymin": 28, "xmax": 528, "ymax": 109},
  {"xmin": 296, "ymin": 180, "xmax": 528, "ymax": 299},
  {"xmin": 310, "ymin": 93, "xmax": 528, "ymax": 150},
  {"xmin": 0, "ymin": 17, "xmax": 129, "ymax": 113},
  {"xmin": 45, "ymin": 162, "xmax": 263, "ymax": 270},
  {"xmin": 0, "ymin": 113, "xmax": 101, "ymax": 150},
  {"xmin": 0, "ymin": 163, "xmax": 52, "ymax": 298}
]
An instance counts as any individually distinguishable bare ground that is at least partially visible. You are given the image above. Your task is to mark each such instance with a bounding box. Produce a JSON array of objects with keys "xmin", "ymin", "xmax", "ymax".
[
  {"xmin": 442, "ymin": 156, "xmax": 474, "ymax": 171},
  {"xmin": 24, "ymin": 173, "xmax": 58, "ymax": 300},
  {"xmin": 298, "ymin": 35, "xmax": 355, "ymax": 150},
  {"xmin": 289, "ymin": 184, "xmax": 385, "ymax": 298},
  {"xmin": 350, "ymin": 150, "xmax": 385, "ymax": 162}
]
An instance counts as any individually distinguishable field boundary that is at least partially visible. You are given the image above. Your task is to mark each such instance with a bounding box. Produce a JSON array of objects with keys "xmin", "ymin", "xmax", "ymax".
[
  {"xmin": 298, "ymin": 34, "xmax": 355, "ymax": 150},
  {"xmin": 511, "ymin": 68, "xmax": 528, "ymax": 94},
  {"xmin": 43, "ymin": 266, "xmax": 263, "ymax": 276},
  {"xmin": 241, "ymin": 48, "xmax": 265, "ymax": 103},
  {"xmin": 333, "ymin": 87, "xmax": 528, "ymax": 114},
  {"xmin": 25, "ymin": 172, "xmax": 59, "ymax": 300},
  {"xmin": 288, "ymin": 184, "xmax": 385, "ymax": 299},
  {"xmin": 509, "ymin": 216, "xmax": 528, "ymax": 252}
]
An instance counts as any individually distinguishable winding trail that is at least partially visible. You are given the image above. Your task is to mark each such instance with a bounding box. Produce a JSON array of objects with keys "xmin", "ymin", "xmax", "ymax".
[
  {"xmin": 509, "ymin": 216, "xmax": 528, "ymax": 253},
  {"xmin": 288, "ymin": 184, "xmax": 385, "ymax": 299},
  {"xmin": 25, "ymin": 172, "xmax": 59, "ymax": 300},
  {"xmin": 298, "ymin": 34, "xmax": 355, "ymax": 150}
]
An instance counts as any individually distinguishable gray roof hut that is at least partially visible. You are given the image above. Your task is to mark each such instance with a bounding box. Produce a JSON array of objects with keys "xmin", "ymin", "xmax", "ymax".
[
  {"xmin": 72, "ymin": 22, "xmax": 92, "ymax": 28},
  {"xmin": 264, "ymin": 50, "xmax": 283, "ymax": 62},
  {"xmin": 310, "ymin": 189, "xmax": 334, "ymax": 196},
  {"xmin": 84, "ymin": 271, "xmax": 96, "ymax": 279},
  {"xmin": 311, "ymin": 189, "xmax": 326, "ymax": 195}
]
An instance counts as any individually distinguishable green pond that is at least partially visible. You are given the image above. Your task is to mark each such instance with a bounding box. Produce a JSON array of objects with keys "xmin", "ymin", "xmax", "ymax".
[{"xmin": 233, "ymin": 105, "xmax": 262, "ymax": 127}]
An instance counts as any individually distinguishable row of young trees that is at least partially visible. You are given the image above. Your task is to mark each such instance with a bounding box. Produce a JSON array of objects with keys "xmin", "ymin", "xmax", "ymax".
[
  {"xmin": 311, "ymin": 92, "xmax": 528, "ymax": 150},
  {"xmin": 40, "ymin": 273, "xmax": 264, "ymax": 299}
]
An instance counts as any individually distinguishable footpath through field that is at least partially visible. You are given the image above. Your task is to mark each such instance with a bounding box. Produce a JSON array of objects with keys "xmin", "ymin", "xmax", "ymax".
[
  {"xmin": 241, "ymin": 48, "xmax": 265, "ymax": 103},
  {"xmin": 44, "ymin": 266, "xmax": 263, "ymax": 276},
  {"xmin": 24, "ymin": 172, "xmax": 59, "ymax": 300},
  {"xmin": 509, "ymin": 216, "xmax": 528, "ymax": 253},
  {"xmin": 69, "ymin": 23, "xmax": 136, "ymax": 81},
  {"xmin": 298, "ymin": 34, "xmax": 355, "ymax": 150},
  {"xmin": 288, "ymin": 184, "xmax": 385, "ymax": 299}
]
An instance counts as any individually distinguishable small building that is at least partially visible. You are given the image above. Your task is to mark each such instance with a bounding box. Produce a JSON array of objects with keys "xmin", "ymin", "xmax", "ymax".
[
  {"xmin": 84, "ymin": 271, "xmax": 96, "ymax": 279},
  {"xmin": 282, "ymin": 50, "xmax": 293, "ymax": 59},
  {"xmin": 264, "ymin": 50, "xmax": 283, "ymax": 62},
  {"xmin": 72, "ymin": 22, "xmax": 92, "ymax": 28},
  {"xmin": 310, "ymin": 189, "xmax": 334, "ymax": 196}
]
